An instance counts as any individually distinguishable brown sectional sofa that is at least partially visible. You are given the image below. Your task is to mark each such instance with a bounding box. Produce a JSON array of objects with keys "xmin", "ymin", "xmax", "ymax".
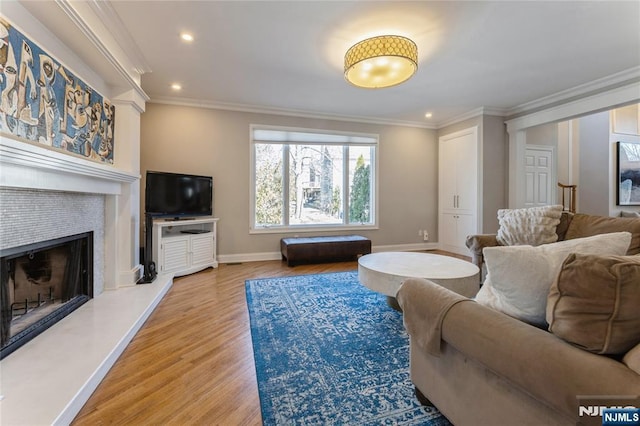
[
  {"xmin": 466, "ymin": 212, "xmax": 640, "ymax": 280},
  {"xmin": 397, "ymin": 212, "xmax": 640, "ymax": 425},
  {"xmin": 398, "ymin": 278, "xmax": 640, "ymax": 426}
]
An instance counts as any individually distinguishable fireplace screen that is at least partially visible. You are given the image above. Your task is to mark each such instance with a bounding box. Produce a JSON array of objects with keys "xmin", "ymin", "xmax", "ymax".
[{"xmin": 1, "ymin": 232, "xmax": 93, "ymax": 359}]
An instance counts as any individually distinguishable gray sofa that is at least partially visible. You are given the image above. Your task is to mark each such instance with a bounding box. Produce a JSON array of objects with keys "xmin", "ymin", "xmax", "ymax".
[{"xmin": 397, "ymin": 278, "xmax": 640, "ymax": 426}]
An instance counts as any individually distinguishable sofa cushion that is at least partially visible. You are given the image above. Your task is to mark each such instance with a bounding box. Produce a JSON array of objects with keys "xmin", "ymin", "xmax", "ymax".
[
  {"xmin": 565, "ymin": 213, "xmax": 640, "ymax": 255},
  {"xmin": 620, "ymin": 210, "xmax": 640, "ymax": 218},
  {"xmin": 475, "ymin": 232, "xmax": 632, "ymax": 327},
  {"xmin": 547, "ymin": 253, "xmax": 640, "ymax": 355},
  {"xmin": 555, "ymin": 211, "xmax": 573, "ymax": 241},
  {"xmin": 624, "ymin": 343, "xmax": 640, "ymax": 375},
  {"xmin": 496, "ymin": 205, "xmax": 563, "ymax": 246}
]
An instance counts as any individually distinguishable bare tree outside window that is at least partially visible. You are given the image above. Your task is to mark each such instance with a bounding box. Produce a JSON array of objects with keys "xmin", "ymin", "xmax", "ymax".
[{"xmin": 252, "ymin": 127, "xmax": 376, "ymax": 230}]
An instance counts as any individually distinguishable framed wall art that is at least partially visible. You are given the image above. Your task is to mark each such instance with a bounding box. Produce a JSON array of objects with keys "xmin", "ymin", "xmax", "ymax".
[
  {"xmin": 616, "ymin": 141, "xmax": 640, "ymax": 206},
  {"xmin": 0, "ymin": 17, "xmax": 115, "ymax": 164}
]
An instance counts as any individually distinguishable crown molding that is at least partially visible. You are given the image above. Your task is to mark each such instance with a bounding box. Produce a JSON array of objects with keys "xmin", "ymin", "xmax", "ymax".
[
  {"xmin": 148, "ymin": 97, "xmax": 438, "ymax": 130},
  {"xmin": 55, "ymin": 0, "xmax": 149, "ymax": 103},
  {"xmin": 506, "ymin": 80, "xmax": 640, "ymax": 133},
  {"xmin": 506, "ymin": 66, "xmax": 640, "ymax": 118},
  {"xmin": 85, "ymin": 0, "xmax": 152, "ymax": 75},
  {"xmin": 149, "ymin": 68, "xmax": 639, "ymax": 131},
  {"xmin": 435, "ymin": 107, "xmax": 508, "ymax": 129}
]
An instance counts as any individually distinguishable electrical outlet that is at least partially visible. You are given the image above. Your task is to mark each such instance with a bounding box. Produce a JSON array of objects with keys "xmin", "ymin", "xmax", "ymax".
[{"xmin": 423, "ymin": 231, "xmax": 429, "ymax": 241}]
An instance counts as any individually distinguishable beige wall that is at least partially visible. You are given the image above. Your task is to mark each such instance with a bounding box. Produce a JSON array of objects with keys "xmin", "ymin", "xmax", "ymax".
[
  {"xmin": 482, "ymin": 115, "xmax": 508, "ymax": 233},
  {"xmin": 578, "ymin": 111, "xmax": 611, "ymax": 216},
  {"xmin": 140, "ymin": 103, "xmax": 438, "ymax": 258},
  {"xmin": 526, "ymin": 122, "xmax": 558, "ymax": 146}
]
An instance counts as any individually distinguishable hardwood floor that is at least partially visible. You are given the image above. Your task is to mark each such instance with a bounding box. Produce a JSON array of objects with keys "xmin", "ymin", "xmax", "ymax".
[{"xmin": 72, "ymin": 251, "xmax": 467, "ymax": 425}]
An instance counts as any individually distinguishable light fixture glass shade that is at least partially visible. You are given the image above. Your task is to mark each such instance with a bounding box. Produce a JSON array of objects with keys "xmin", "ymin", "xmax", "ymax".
[{"xmin": 344, "ymin": 35, "xmax": 418, "ymax": 89}]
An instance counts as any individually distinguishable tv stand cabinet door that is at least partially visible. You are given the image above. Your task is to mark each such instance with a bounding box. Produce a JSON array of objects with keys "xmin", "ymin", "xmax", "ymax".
[
  {"xmin": 191, "ymin": 233, "xmax": 215, "ymax": 267},
  {"xmin": 160, "ymin": 237, "xmax": 190, "ymax": 273}
]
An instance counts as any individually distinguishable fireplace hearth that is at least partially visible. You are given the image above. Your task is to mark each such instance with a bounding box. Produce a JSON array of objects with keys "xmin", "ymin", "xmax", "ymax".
[{"xmin": 1, "ymin": 232, "xmax": 93, "ymax": 359}]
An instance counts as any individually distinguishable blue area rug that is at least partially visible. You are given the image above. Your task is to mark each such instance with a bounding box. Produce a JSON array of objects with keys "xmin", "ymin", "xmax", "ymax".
[{"xmin": 246, "ymin": 271, "xmax": 451, "ymax": 425}]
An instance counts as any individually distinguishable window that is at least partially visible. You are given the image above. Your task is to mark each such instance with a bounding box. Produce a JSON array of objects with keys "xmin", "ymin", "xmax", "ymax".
[{"xmin": 251, "ymin": 126, "xmax": 378, "ymax": 232}]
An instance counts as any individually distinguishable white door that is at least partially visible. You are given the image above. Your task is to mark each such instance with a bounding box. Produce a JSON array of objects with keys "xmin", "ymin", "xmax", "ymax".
[
  {"xmin": 439, "ymin": 139, "xmax": 458, "ymax": 212},
  {"xmin": 439, "ymin": 126, "xmax": 479, "ymax": 255},
  {"xmin": 524, "ymin": 146, "xmax": 555, "ymax": 207},
  {"xmin": 455, "ymin": 133, "xmax": 478, "ymax": 213}
]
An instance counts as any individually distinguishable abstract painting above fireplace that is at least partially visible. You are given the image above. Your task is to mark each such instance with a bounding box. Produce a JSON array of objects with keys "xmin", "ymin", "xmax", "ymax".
[{"xmin": 0, "ymin": 17, "xmax": 116, "ymax": 164}]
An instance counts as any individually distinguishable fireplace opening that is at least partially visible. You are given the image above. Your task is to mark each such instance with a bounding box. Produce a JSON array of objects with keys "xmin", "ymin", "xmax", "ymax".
[{"xmin": 1, "ymin": 232, "xmax": 93, "ymax": 359}]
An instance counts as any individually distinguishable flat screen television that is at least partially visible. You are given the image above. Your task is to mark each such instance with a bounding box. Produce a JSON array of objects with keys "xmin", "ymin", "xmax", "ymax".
[{"xmin": 145, "ymin": 171, "xmax": 213, "ymax": 218}]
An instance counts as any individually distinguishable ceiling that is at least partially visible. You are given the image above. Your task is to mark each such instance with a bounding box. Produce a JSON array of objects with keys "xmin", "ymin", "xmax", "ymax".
[{"xmin": 21, "ymin": 1, "xmax": 640, "ymax": 127}]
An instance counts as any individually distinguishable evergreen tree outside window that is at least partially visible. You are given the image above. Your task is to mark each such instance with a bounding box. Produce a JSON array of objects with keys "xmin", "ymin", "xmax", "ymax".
[
  {"xmin": 350, "ymin": 154, "xmax": 371, "ymax": 224},
  {"xmin": 251, "ymin": 126, "xmax": 377, "ymax": 231}
]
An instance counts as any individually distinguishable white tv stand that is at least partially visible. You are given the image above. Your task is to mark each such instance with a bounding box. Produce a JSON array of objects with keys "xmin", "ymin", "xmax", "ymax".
[{"xmin": 152, "ymin": 217, "xmax": 219, "ymax": 277}]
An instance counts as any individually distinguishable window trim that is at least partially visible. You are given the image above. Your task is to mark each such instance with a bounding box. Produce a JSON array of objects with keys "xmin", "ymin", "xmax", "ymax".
[{"xmin": 250, "ymin": 124, "xmax": 379, "ymax": 234}]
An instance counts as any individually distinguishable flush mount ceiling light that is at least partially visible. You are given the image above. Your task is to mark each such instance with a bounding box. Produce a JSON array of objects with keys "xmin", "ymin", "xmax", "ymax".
[
  {"xmin": 180, "ymin": 32, "xmax": 194, "ymax": 42},
  {"xmin": 344, "ymin": 35, "xmax": 418, "ymax": 89}
]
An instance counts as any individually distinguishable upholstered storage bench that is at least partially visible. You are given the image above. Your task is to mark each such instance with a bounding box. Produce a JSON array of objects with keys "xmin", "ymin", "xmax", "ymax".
[{"xmin": 280, "ymin": 235, "xmax": 372, "ymax": 266}]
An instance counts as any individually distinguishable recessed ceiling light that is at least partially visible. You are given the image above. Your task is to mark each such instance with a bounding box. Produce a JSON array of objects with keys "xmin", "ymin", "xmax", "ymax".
[
  {"xmin": 171, "ymin": 83, "xmax": 182, "ymax": 91},
  {"xmin": 425, "ymin": 112, "xmax": 433, "ymax": 118},
  {"xmin": 180, "ymin": 33, "xmax": 194, "ymax": 42}
]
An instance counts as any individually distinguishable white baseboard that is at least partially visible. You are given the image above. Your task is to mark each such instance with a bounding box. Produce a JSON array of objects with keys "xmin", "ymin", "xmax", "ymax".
[
  {"xmin": 372, "ymin": 242, "xmax": 439, "ymax": 252},
  {"xmin": 217, "ymin": 243, "xmax": 439, "ymax": 264},
  {"xmin": 218, "ymin": 252, "xmax": 282, "ymax": 263},
  {"xmin": 438, "ymin": 243, "xmax": 473, "ymax": 257},
  {"xmin": 117, "ymin": 263, "xmax": 145, "ymax": 287}
]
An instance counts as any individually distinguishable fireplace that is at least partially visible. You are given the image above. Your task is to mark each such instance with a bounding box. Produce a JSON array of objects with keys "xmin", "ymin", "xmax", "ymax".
[
  {"xmin": 0, "ymin": 232, "xmax": 93, "ymax": 359},
  {"xmin": 0, "ymin": 133, "xmax": 163, "ymax": 425}
]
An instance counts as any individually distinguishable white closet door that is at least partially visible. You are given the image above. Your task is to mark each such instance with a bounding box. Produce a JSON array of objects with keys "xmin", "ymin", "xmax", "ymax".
[
  {"xmin": 455, "ymin": 132, "xmax": 478, "ymax": 213},
  {"xmin": 439, "ymin": 139, "xmax": 459, "ymax": 212},
  {"xmin": 438, "ymin": 126, "xmax": 479, "ymax": 255}
]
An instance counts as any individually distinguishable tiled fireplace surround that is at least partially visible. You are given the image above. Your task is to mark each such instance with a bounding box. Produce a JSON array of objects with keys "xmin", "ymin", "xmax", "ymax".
[
  {"xmin": 0, "ymin": 137, "xmax": 173, "ymax": 425},
  {"xmin": 0, "ymin": 189, "xmax": 106, "ymax": 293}
]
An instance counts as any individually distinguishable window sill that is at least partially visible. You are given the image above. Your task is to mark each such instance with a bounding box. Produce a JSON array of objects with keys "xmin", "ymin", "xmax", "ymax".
[{"xmin": 249, "ymin": 224, "xmax": 378, "ymax": 235}]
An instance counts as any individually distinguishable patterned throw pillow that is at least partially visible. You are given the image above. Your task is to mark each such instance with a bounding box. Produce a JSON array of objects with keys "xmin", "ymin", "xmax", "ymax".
[{"xmin": 496, "ymin": 205, "xmax": 564, "ymax": 246}]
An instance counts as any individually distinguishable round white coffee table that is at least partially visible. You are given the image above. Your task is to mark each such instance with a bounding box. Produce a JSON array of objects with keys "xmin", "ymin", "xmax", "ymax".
[{"xmin": 358, "ymin": 252, "xmax": 480, "ymax": 310}]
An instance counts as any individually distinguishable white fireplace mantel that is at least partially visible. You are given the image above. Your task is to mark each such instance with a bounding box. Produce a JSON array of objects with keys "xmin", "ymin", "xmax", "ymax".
[{"xmin": 0, "ymin": 135, "xmax": 139, "ymax": 195}]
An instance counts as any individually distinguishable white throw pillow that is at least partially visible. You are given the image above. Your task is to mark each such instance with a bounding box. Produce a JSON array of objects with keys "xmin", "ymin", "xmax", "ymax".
[
  {"xmin": 496, "ymin": 205, "xmax": 564, "ymax": 246},
  {"xmin": 475, "ymin": 232, "xmax": 632, "ymax": 327}
]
